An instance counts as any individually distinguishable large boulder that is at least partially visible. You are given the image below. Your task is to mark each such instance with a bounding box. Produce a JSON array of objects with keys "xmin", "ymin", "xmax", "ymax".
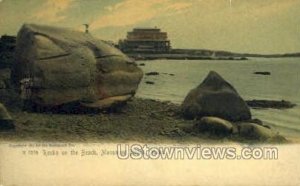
[
  {"xmin": 194, "ymin": 116, "xmax": 233, "ymax": 136},
  {"xmin": 181, "ymin": 71, "xmax": 251, "ymax": 121},
  {"xmin": 11, "ymin": 24, "xmax": 143, "ymax": 109},
  {"xmin": 0, "ymin": 103, "xmax": 14, "ymax": 130}
]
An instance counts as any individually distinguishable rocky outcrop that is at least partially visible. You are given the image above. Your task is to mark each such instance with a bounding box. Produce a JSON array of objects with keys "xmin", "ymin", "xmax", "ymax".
[
  {"xmin": 246, "ymin": 100, "xmax": 296, "ymax": 109},
  {"xmin": 0, "ymin": 103, "xmax": 14, "ymax": 130},
  {"xmin": 193, "ymin": 116, "xmax": 233, "ymax": 136},
  {"xmin": 181, "ymin": 71, "xmax": 251, "ymax": 121},
  {"xmin": 12, "ymin": 24, "xmax": 143, "ymax": 109}
]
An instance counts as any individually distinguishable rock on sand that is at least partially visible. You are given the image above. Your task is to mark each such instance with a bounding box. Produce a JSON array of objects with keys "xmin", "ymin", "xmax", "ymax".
[
  {"xmin": 194, "ymin": 116, "xmax": 233, "ymax": 136},
  {"xmin": 12, "ymin": 24, "xmax": 143, "ymax": 109},
  {"xmin": 181, "ymin": 71, "xmax": 251, "ymax": 121},
  {"xmin": 238, "ymin": 123, "xmax": 286, "ymax": 142}
]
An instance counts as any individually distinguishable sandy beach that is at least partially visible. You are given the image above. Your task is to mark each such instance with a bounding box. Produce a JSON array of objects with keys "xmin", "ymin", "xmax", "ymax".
[{"xmin": 0, "ymin": 97, "xmax": 296, "ymax": 144}]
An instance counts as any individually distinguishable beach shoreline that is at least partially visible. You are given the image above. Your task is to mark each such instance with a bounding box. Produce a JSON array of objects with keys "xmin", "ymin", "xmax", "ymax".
[{"xmin": 0, "ymin": 97, "xmax": 296, "ymax": 144}]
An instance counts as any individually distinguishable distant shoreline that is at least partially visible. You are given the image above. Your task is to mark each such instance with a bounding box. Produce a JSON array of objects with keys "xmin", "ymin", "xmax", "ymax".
[
  {"xmin": 123, "ymin": 48, "xmax": 300, "ymax": 61},
  {"xmin": 127, "ymin": 53, "xmax": 248, "ymax": 61}
]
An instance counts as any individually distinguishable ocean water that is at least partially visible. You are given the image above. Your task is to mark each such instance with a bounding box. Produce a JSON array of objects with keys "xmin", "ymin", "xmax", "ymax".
[{"xmin": 135, "ymin": 58, "xmax": 300, "ymax": 138}]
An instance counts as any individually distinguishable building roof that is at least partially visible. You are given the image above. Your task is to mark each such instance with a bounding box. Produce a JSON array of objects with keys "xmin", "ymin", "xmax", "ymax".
[
  {"xmin": 132, "ymin": 28, "xmax": 161, "ymax": 32},
  {"xmin": 126, "ymin": 27, "xmax": 169, "ymax": 41}
]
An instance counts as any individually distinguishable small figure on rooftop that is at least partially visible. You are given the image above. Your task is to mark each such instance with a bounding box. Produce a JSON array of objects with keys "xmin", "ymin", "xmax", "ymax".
[{"xmin": 83, "ymin": 24, "xmax": 89, "ymax": 33}]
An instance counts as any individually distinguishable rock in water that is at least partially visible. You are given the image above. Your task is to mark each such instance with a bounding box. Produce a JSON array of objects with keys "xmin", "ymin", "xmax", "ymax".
[
  {"xmin": 254, "ymin": 71, "xmax": 271, "ymax": 75},
  {"xmin": 145, "ymin": 72, "xmax": 159, "ymax": 76},
  {"xmin": 145, "ymin": 81, "xmax": 155, "ymax": 85},
  {"xmin": 194, "ymin": 117, "xmax": 233, "ymax": 136},
  {"xmin": 0, "ymin": 103, "xmax": 14, "ymax": 130},
  {"xmin": 12, "ymin": 24, "xmax": 143, "ymax": 108},
  {"xmin": 181, "ymin": 71, "xmax": 251, "ymax": 121}
]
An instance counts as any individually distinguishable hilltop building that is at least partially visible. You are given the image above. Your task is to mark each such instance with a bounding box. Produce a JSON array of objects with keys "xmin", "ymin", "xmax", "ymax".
[{"xmin": 118, "ymin": 28, "xmax": 171, "ymax": 53}]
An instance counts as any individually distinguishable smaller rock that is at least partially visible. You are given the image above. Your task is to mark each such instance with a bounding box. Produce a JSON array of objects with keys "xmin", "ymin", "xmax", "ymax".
[
  {"xmin": 0, "ymin": 103, "xmax": 15, "ymax": 130},
  {"xmin": 139, "ymin": 63, "xmax": 145, "ymax": 66},
  {"xmin": 145, "ymin": 72, "xmax": 159, "ymax": 76},
  {"xmin": 145, "ymin": 81, "xmax": 155, "ymax": 85},
  {"xmin": 169, "ymin": 73, "xmax": 175, "ymax": 76},
  {"xmin": 254, "ymin": 71, "xmax": 271, "ymax": 75},
  {"xmin": 238, "ymin": 123, "xmax": 285, "ymax": 142},
  {"xmin": 194, "ymin": 117, "xmax": 233, "ymax": 136},
  {"xmin": 237, "ymin": 119, "xmax": 271, "ymax": 129}
]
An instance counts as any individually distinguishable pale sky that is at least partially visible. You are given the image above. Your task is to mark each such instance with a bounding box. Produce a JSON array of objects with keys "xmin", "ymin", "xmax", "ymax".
[{"xmin": 0, "ymin": 0, "xmax": 300, "ymax": 54}]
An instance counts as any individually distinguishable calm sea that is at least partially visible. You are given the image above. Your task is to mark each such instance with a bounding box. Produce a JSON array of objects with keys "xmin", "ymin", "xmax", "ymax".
[{"xmin": 136, "ymin": 58, "xmax": 300, "ymax": 138}]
